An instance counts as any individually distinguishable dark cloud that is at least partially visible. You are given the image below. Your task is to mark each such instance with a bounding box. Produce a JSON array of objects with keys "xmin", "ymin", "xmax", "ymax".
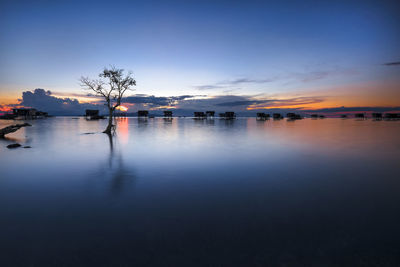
[
  {"xmin": 19, "ymin": 88, "xmax": 105, "ymax": 115},
  {"xmin": 52, "ymin": 91, "xmax": 101, "ymax": 99},
  {"xmin": 16, "ymin": 89, "xmax": 203, "ymax": 115},
  {"xmin": 383, "ymin": 61, "xmax": 400, "ymax": 66},
  {"xmin": 216, "ymin": 100, "xmax": 265, "ymax": 106},
  {"xmin": 123, "ymin": 94, "xmax": 199, "ymax": 107}
]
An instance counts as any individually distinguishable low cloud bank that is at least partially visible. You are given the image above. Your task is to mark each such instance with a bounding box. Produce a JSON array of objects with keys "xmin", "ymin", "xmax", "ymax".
[
  {"xmin": 19, "ymin": 89, "xmax": 105, "ymax": 115},
  {"xmin": 4, "ymin": 88, "xmax": 399, "ymax": 116}
]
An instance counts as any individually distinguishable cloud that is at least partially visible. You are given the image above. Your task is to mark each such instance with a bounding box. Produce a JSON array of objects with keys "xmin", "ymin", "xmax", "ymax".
[
  {"xmin": 297, "ymin": 71, "xmax": 330, "ymax": 82},
  {"xmin": 214, "ymin": 96, "xmax": 324, "ymax": 108},
  {"xmin": 216, "ymin": 100, "xmax": 265, "ymax": 106},
  {"xmin": 51, "ymin": 91, "xmax": 102, "ymax": 99},
  {"xmin": 220, "ymin": 78, "xmax": 277, "ymax": 85},
  {"xmin": 6, "ymin": 88, "xmax": 398, "ymax": 117},
  {"xmin": 194, "ymin": 68, "xmax": 356, "ymax": 90},
  {"xmin": 383, "ymin": 61, "xmax": 400, "ymax": 66},
  {"xmin": 0, "ymin": 104, "xmax": 11, "ymax": 112},
  {"xmin": 123, "ymin": 94, "xmax": 201, "ymax": 107},
  {"xmin": 194, "ymin": 85, "xmax": 225, "ymax": 90},
  {"xmin": 194, "ymin": 77, "xmax": 277, "ymax": 90},
  {"xmin": 19, "ymin": 88, "xmax": 105, "ymax": 115},
  {"xmin": 16, "ymin": 89, "xmax": 205, "ymax": 114},
  {"xmin": 174, "ymin": 95, "xmax": 325, "ymax": 113},
  {"xmin": 302, "ymin": 106, "xmax": 400, "ymax": 113}
]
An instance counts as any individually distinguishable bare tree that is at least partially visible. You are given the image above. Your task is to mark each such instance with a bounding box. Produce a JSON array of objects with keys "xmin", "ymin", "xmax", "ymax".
[{"xmin": 80, "ymin": 66, "xmax": 136, "ymax": 134}]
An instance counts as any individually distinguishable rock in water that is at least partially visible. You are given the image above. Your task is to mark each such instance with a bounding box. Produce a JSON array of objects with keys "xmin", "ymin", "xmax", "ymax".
[
  {"xmin": 23, "ymin": 146, "xmax": 32, "ymax": 148},
  {"xmin": 7, "ymin": 143, "xmax": 21, "ymax": 149},
  {"xmin": 0, "ymin": 123, "xmax": 32, "ymax": 138}
]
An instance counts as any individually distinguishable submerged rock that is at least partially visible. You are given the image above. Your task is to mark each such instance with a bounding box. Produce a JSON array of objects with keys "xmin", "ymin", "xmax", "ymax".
[
  {"xmin": 7, "ymin": 143, "xmax": 21, "ymax": 149},
  {"xmin": 23, "ymin": 146, "xmax": 32, "ymax": 148}
]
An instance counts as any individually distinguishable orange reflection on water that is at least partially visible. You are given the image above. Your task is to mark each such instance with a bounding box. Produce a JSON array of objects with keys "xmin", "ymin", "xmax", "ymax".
[
  {"xmin": 246, "ymin": 118, "xmax": 400, "ymax": 157},
  {"xmin": 116, "ymin": 118, "xmax": 129, "ymax": 145}
]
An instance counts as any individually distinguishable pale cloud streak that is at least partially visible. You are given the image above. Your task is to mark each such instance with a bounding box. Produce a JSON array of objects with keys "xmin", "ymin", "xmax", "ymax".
[{"xmin": 194, "ymin": 68, "xmax": 357, "ymax": 91}]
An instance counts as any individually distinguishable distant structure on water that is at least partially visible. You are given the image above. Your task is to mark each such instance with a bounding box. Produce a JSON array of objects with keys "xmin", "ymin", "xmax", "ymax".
[
  {"xmin": 193, "ymin": 111, "xmax": 215, "ymax": 120},
  {"xmin": 163, "ymin": 110, "xmax": 173, "ymax": 119},
  {"xmin": 256, "ymin": 113, "xmax": 270, "ymax": 120},
  {"xmin": 286, "ymin": 113, "xmax": 302, "ymax": 120},
  {"xmin": 372, "ymin": 113, "xmax": 383, "ymax": 120},
  {"xmin": 138, "ymin": 110, "xmax": 149, "ymax": 118},
  {"xmin": 194, "ymin": 112, "xmax": 206, "ymax": 119},
  {"xmin": 384, "ymin": 113, "xmax": 400, "ymax": 120},
  {"xmin": 85, "ymin": 109, "xmax": 105, "ymax": 120},
  {"xmin": 206, "ymin": 111, "xmax": 215, "ymax": 119},
  {"xmin": 0, "ymin": 108, "xmax": 49, "ymax": 120},
  {"xmin": 354, "ymin": 113, "xmax": 365, "ymax": 120},
  {"xmin": 219, "ymin": 112, "xmax": 236, "ymax": 120},
  {"xmin": 273, "ymin": 113, "xmax": 283, "ymax": 120}
]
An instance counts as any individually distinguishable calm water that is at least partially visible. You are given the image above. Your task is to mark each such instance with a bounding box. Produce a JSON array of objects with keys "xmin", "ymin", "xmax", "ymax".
[{"xmin": 1, "ymin": 117, "xmax": 400, "ymax": 266}]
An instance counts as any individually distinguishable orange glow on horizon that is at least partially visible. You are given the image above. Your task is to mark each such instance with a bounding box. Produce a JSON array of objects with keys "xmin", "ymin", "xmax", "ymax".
[{"xmin": 117, "ymin": 105, "xmax": 128, "ymax": 112}]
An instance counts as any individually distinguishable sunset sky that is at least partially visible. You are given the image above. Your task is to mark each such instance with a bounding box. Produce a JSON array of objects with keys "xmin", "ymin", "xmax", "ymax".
[{"xmin": 0, "ymin": 0, "xmax": 399, "ymax": 114}]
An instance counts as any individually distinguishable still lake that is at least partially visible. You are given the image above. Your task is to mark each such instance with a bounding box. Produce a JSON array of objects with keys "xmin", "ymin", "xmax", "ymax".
[{"xmin": 1, "ymin": 117, "xmax": 400, "ymax": 266}]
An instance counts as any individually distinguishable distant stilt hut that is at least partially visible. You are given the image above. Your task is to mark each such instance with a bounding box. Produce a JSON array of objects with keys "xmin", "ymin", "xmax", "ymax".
[
  {"xmin": 206, "ymin": 111, "xmax": 215, "ymax": 119},
  {"xmin": 35, "ymin": 111, "xmax": 49, "ymax": 118},
  {"xmin": 138, "ymin": 110, "xmax": 149, "ymax": 118},
  {"xmin": 137, "ymin": 110, "xmax": 148, "ymax": 121},
  {"xmin": 13, "ymin": 108, "xmax": 38, "ymax": 119},
  {"xmin": 372, "ymin": 113, "xmax": 383, "ymax": 120},
  {"xmin": 256, "ymin": 113, "xmax": 270, "ymax": 120},
  {"xmin": 219, "ymin": 113, "xmax": 226, "ymax": 119},
  {"xmin": 273, "ymin": 113, "xmax": 283, "ymax": 120},
  {"xmin": 311, "ymin": 114, "xmax": 318, "ymax": 119},
  {"xmin": 319, "ymin": 115, "xmax": 326, "ymax": 119},
  {"xmin": 384, "ymin": 113, "xmax": 400, "ymax": 120},
  {"xmin": 287, "ymin": 113, "xmax": 302, "ymax": 120},
  {"xmin": 163, "ymin": 110, "xmax": 173, "ymax": 119},
  {"xmin": 224, "ymin": 112, "xmax": 236, "ymax": 120},
  {"xmin": 114, "ymin": 112, "xmax": 127, "ymax": 118},
  {"xmin": 85, "ymin": 109, "xmax": 104, "ymax": 120},
  {"xmin": 194, "ymin": 112, "xmax": 206, "ymax": 119},
  {"xmin": 286, "ymin": 113, "xmax": 295, "ymax": 119},
  {"xmin": 355, "ymin": 113, "xmax": 365, "ymax": 120},
  {"xmin": 341, "ymin": 114, "xmax": 348, "ymax": 119}
]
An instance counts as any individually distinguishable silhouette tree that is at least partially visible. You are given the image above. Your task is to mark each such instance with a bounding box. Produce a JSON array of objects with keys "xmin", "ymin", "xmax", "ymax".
[{"xmin": 80, "ymin": 67, "xmax": 136, "ymax": 134}]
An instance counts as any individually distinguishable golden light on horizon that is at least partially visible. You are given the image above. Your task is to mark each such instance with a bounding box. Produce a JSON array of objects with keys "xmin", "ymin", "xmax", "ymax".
[{"xmin": 117, "ymin": 105, "xmax": 128, "ymax": 112}]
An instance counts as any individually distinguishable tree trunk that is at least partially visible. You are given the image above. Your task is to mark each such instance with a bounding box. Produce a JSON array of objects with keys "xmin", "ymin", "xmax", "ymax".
[
  {"xmin": 103, "ymin": 108, "xmax": 114, "ymax": 134},
  {"xmin": 0, "ymin": 123, "xmax": 31, "ymax": 138}
]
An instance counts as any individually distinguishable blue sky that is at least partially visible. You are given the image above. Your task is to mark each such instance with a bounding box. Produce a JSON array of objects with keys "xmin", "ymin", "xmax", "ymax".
[{"xmin": 0, "ymin": 0, "xmax": 399, "ymax": 112}]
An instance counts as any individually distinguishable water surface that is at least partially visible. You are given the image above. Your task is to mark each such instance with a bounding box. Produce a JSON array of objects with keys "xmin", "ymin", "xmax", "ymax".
[{"xmin": 1, "ymin": 117, "xmax": 400, "ymax": 266}]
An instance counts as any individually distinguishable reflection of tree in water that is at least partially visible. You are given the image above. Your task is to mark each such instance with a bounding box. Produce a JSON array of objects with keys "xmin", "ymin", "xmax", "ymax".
[
  {"xmin": 107, "ymin": 134, "xmax": 136, "ymax": 196},
  {"xmin": 89, "ymin": 134, "xmax": 136, "ymax": 197}
]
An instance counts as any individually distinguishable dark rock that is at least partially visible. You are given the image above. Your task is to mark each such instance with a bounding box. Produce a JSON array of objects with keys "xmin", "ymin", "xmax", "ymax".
[
  {"xmin": 23, "ymin": 146, "xmax": 31, "ymax": 148},
  {"xmin": 0, "ymin": 123, "xmax": 32, "ymax": 138},
  {"xmin": 7, "ymin": 143, "xmax": 21, "ymax": 149}
]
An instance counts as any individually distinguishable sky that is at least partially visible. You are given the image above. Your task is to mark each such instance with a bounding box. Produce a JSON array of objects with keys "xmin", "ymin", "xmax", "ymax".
[{"xmin": 0, "ymin": 0, "xmax": 399, "ymax": 115}]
